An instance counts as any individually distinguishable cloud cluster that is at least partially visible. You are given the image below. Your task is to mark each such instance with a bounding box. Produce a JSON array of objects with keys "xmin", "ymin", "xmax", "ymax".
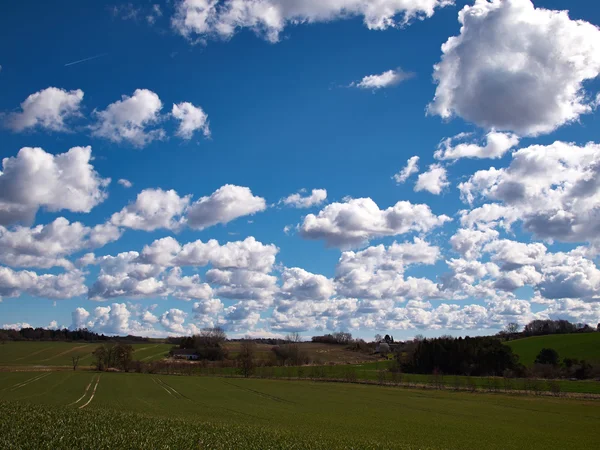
[
  {"xmin": 0, "ymin": 218, "xmax": 121, "ymax": 269},
  {"xmin": 459, "ymin": 141, "xmax": 600, "ymax": 243},
  {"xmin": 87, "ymin": 235, "xmax": 279, "ymax": 302},
  {"xmin": 428, "ymin": 0, "xmax": 600, "ymax": 136},
  {"xmin": 0, "ymin": 146, "xmax": 109, "ymax": 226},
  {"xmin": 4, "ymin": 88, "xmax": 210, "ymax": 148},
  {"xmin": 172, "ymin": 0, "xmax": 453, "ymax": 43},
  {"xmin": 0, "ymin": 266, "xmax": 86, "ymax": 301}
]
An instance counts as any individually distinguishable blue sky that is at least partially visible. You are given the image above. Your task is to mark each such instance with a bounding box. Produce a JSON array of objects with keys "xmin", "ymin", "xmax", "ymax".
[{"xmin": 2, "ymin": 0, "xmax": 600, "ymax": 339}]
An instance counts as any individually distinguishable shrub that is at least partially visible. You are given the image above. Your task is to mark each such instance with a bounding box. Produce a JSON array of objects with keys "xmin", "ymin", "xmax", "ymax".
[{"xmin": 534, "ymin": 348, "xmax": 560, "ymax": 366}]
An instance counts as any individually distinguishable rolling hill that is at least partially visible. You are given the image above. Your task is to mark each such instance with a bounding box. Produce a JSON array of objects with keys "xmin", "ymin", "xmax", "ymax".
[{"xmin": 507, "ymin": 333, "xmax": 600, "ymax": 366}]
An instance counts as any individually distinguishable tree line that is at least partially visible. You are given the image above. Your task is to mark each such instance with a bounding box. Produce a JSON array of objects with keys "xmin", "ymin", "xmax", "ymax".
[
  {"xmin": 399, "ymin": 336, "xmax": 524, "ymax": 377},
  {"xmin": 0, "ymin": 327, "xmax": 152, "ymax": 343}
]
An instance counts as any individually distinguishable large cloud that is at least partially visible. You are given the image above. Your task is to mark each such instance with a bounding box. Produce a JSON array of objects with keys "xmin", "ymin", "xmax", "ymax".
[
  {"xmin": 92, "ymin": 89, "xmax": 165, "ymax": 147},
  {"xmin": 186, "ymin": 184, "xmax": 266, "ymax": 230},
  {"xmin": 300, "ymin": 197, "xmax": 450, "ymax": 248},
  {"xmin": 428, "ymin": 0, "xmax": 600, "ymax": 136},
  {"xmin": 3, "ymin": 87, "xmax": 84, "ymax": 132},
  {"xmin": 0, "ymin": 146, "xmax": 109, "ymax": 225},
  {"xmin": 172, "ymin": 0, "xmax": 453, "ymax": 43},
  {"xmin": 459, "ymin": 141, "xmax": 600, "ymax": 243}
]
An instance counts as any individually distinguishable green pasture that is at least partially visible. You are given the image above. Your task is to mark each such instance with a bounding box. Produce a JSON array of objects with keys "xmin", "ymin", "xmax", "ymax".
[
  {"xmin": 1, "ymin": 371, "xmax": 599, "ymax": 449},
  {"xmin": 507, "ymin": 333, "xmax": 600, "ymax": 366},
  {"xmin": 0, "ymin": 342, "xmax": 172, "ymax": 367},
  {"xmin": 172, "ymin": 361, "xmax": 600, "ymax": 395}
]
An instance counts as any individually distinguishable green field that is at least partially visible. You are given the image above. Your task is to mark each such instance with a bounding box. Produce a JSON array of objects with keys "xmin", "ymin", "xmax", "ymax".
[
  {"xmin": 0, "ymin": 342, "xmax": 172, "ymax": 367},
  {"xmin": 1, "ymin": 371, "xmax": 599, "ymax": 449},
  {"xmin": 507, "ymin": 333, "xmax": 600, "ymax": 366}
]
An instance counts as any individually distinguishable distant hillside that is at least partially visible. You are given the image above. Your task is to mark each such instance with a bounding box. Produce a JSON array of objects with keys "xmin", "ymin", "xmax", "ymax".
[{"xmin": 507, "ymin": 333, "xmax": 600, "ymax": 366}]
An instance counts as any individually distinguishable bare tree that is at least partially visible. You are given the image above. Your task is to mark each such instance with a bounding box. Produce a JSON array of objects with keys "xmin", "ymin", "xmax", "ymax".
[
  {"xmin": 72, "ymin": 355, "xmax": 80, "ymax": 371},
  {"xmin": 238, "ymin": 339, "xmax": 256, "ymax": 378},
  {"xmin": 374, "ymin": 334, "xmax": 383, "ymax": 343},
  {"xmin": 505, "ymin": 322, "xmax": 520, "ymax": 334}
]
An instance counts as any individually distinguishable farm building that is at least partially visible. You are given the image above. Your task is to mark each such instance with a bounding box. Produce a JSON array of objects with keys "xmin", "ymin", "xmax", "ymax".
[
  {"xmin": 375, "ymin": 342, "xmax": 390, "ymax": 354},
  {"xmin": 171, "ymin": 349, "xmax": 200, "ymax": 360}
]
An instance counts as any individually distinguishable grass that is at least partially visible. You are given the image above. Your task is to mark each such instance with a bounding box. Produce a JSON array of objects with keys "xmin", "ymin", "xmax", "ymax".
[
  {"xmin": 507, "ymin": 333, "xmax": 600, "ymax": 366},
  {"xmin": 0, "ymin": 342, "xmax": 172, "ymax": 367},
  {"xmin": 1, "ymin": 371, "xmax": 599, "ymax": 449}
]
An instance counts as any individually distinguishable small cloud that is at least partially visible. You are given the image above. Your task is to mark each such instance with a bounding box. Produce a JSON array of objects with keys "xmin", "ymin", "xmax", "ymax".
[
  {"xmin": 393, "ymin": 156, "xmax": 420, "ymax": 184},
  {"xmin": 118, "ymin": 178, "xmax": 133, "ymax": 188},
  {"xmin": 350, "ymin": 68, "xmax": 414, "ymax": 90}
]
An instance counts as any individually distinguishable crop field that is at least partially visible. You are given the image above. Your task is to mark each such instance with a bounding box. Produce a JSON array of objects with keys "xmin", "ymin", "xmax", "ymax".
[
  {"xmin": 1, "ymin": 371, "xmax": 599, "ymax": 449},
  {"xmin": 0, "ymin": 342, "xmax": 172, "ymax": 367},
  {"xmin": 507, "ymin": 333, "xmax": 600, "ymax": 366}
]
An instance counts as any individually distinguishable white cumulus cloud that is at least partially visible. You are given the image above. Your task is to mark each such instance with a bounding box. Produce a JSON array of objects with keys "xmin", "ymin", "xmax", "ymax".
[
  {"xmin": 172, "ymin": 0, "xmax": 453, "ymax": 43},
  {"xmin": 3, "ymin": 87, "xmax": 84, "ymax": 132},
  {"xmin": 187, "ymin": 184, "xmax": 266, "ymax": 230},
  {"xmin": 351, "ymin": 68, "xmax": 413, "ymax": 89},
  {"xmin": 414, "ymin": 164, "xmax": 449, "ymax": 195},
  {"xmin": 299, "ymin": 197, "xmax": 451, "ymax": 249},
  {"xmin": 428, "ymin": 0, "xmax": 600, "ymax": 136},
  {"xmin": 0, "ymin": 146, "xmax": 110, "ymax": 226},
  {"xmin": 281, "ymin": 189, "xmax": 327, "ymax": 208},
  {"xmin": 435, "ymin": 131, "xmax": 520, "ymax": 160},
  {"xmin": 92, "ymin": 89, "xmax": 165, "ymax": 147},
  {"xmin": 393, "ymin": 156, "xmax": 419, "ymax": 184},
  {"xmin": 172, "ymin": 102, "xmax": 210, "ymax": 139}
]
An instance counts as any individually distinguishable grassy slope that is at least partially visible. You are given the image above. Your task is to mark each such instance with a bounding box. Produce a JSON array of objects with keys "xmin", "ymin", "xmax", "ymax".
[
  {"xmin": 0, "ymin": 341, "xmax": 376, "ymax": 367},
  {"xmin": 0, "ymin": 371, "xmax": 598, "ymax": 449},
  {"xmin": 507, "ymin": 333, "xmax": 600, "ymax": 366},
  {"xmin": 0, "ymin": 342, "xmax": 172, "ymax": 367},
  {"xmin": 225, "ymin": 341, "xmax": 378, "ymax": 363}
]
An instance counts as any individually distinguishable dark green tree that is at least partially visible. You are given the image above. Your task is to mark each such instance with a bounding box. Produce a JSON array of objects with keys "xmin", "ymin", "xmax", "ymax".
[{"xmin": 535, "ymin": 348, "xmax": 559, "ymax": 366}]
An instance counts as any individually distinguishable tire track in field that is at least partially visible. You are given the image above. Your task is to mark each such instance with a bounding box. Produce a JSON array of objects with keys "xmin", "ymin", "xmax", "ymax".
[
  {"xmin": 152, "ymin": 377, "xmax": 175, "ymax": 397},
  {"xmin": 10, "ymin": 373, "xmax": 51, "ymax": 391},
  {"xmin": 79, "ymin": 376, "xmax": 101, "ymax": 409},
  {"xmin": 141, "ymin": 348, "xmax": 167, "ymax": 362},
  {"xmin": 134, "ymin": 344, "xmax": 159, "ymax": 355},
  {"xmin": 155, "ymin": 378, "xmax": 188, "ymax": 400},
  {"xmin": 14, "ymin": 347, "xmax": 48, "ymax": 361},
  {"xmin": 68, "ymin": 375, "xmax": 96, "ymax": 406},
  {"xmin": 40, "ymin": 344, "xmax": 91, "ymax": 362},
  {"xmin": 221, "ymin": 380, "xmax": 296, "ymax": 404}
]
